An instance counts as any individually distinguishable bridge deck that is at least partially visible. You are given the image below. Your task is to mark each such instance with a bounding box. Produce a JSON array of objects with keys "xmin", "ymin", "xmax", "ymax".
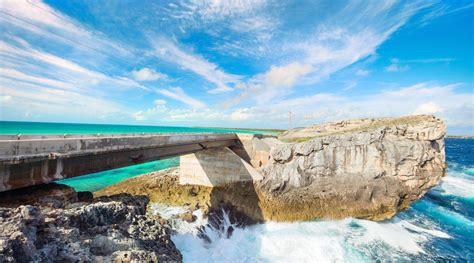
[{"xmin": 0, "ymin": 133, "xmax": 239, "ymax": 191}]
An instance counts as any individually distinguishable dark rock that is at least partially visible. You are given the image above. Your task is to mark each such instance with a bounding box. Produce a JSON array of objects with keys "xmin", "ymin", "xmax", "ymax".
[{"xmin": 0, "ymin": 193, "xmax": 182, "ymax": 262}]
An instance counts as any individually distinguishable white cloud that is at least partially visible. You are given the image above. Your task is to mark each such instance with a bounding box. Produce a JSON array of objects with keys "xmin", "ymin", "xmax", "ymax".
[
  {"xmin": 154, "ymin": 99, "xmax": 167, "ymax": 106},
  {"xmin": 226, "ymin": 1, "xmax": 437, "ymax": 107},
  {"xmin": 385, "ymin": 63, "xmax": 409, "ymax": 72},
  {"xmin": 132, "ymin": 68, "xmax": 168, "ymax": 81},
  {"xmin": 343, "ymin": 81, "xmax": 358, "ymax": 91},
  {"xmin": 265, "ymin": 63, "xmax": 312, "ymax": 87},
  {"xmin": 0, "ymin": 39, "xmax": 149, "ymax": 91},
  {"xmin": 355, "ymin": 69, "xmax": 370, "ymax": 76},
  {"xmin": 134, "ymin": 102, "xmax": 225, "ymax": 123},
  {"xmin": 133, "ymin": 111, "xmax": 146, "ymax": 121},
  {"xmin": 0, "ymin": 67, "xmax": 77, "ymax": 91},
  {"xmin": 385, "ymin": 57, "xmax": 454, "ymax": 72},
  {"xmin": 0, "ymin": 0, "xmax": 128, "ymax": 56},
  {"xmin": 224, "ymin": 82, "xmax": 473, "ymax": 130},
  {"xmin": 0, "ymin": 95, "xmax": 12, "ymax": 103},
  {"xmin": 414, "ymin": 102, "xmax": 442, "ymax": 115},
  {"xmin": 187, "ymin": 0, "xmax": 267, "ymax": 19},
  {"xmin": 156, "ymin": 87, "xmax": 206, "ymax": 108},
  {"xmin": 0, "ymin": 78, "xmax": 128, "ymax": 121},
  {"xmin": 401, "ymin": 58, "xmax": 455, "ymax": 63},
  {"xmin": 150, "ymin": 38, "xmax": 239, "ymax": 93},
  {"xmin": 230, "ymin": 108, "xmax": 253, "ymax": 121}
]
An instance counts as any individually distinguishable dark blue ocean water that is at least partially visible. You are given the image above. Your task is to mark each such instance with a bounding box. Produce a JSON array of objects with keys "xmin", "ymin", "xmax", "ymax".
[{"xmin": 403, "ymin": 138, "xmax": 474, "ymax": 261}]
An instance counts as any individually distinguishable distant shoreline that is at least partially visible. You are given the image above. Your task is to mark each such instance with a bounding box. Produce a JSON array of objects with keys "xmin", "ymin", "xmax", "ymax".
[
  {"xmin": 193, "ymin": 126, "xmax": 285, "ymax": 134},
  {"xmin": 447, "ymin": 135, "xmax": 474, "ymax": 139}
]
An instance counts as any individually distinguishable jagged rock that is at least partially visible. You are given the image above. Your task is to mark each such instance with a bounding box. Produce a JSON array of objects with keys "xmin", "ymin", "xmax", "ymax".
[
  {"xmin": 179, "ymin": 211, "xmax": 197, "ymax": 223},
  {"xmin": 258, "ymin": 115, "xmax": 446, "ymax": 220},
  {"xmin": 0, "ymin": 193, "xmax": 182, "ymax": 262},
  {"xmin": 0, "ymin": 183, "xmax": 78, "ymax": 209}
]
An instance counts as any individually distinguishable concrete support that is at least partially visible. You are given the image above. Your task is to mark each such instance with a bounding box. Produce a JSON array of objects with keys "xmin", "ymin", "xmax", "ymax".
[
  {"xmin": 179, "ymin": 147, "xmax": 263, "ymax": 187},
  {"xmin": 230, "ymin": 134, "xmax": 280, "ymax": 168}
]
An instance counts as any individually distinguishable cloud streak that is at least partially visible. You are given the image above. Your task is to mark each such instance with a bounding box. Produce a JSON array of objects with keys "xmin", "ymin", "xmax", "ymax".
[{"xmin": 156, "ymin": 87, "xmax": 206, "ymax": 108}]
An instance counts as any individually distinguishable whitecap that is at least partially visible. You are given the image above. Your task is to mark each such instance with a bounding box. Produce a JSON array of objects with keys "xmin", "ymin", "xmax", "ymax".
[
  {"xmin": 439, "ymin": 175, "xmax": 474, "ymax": 198},
  {"xmin": 166, "ymin": 206, "xmax": 452, "ymax": 262}
]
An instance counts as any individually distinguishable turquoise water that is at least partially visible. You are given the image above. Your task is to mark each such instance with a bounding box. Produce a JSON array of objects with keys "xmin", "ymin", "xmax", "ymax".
[
  {"xmin": 0, "ymin": 121, "xmax": 263, "ymax": 135},
  {"xmin": 59, "ymin": 158, "xmax": 180, "ymax": 192}
]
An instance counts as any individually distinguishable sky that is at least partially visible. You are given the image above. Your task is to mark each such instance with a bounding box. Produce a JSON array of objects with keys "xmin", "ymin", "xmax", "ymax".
[{"xmin": 0, "ymin": 0, "xmax": 473, "ymax": 134}]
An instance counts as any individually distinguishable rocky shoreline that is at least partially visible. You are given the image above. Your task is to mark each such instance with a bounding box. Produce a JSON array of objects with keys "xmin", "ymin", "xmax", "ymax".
[
  {"xmin": 0, "ymin": 115, "xmax": 448, "ymax": 262},
  {"xmin": 0, "ymin": 184, "xmax": 182, "ymax": 262}
]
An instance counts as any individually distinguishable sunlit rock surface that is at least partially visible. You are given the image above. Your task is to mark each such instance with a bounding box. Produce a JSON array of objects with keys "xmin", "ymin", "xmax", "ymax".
[{"xmin": 259, "ymin": 115, "xmax": 446, "ymax": 220}]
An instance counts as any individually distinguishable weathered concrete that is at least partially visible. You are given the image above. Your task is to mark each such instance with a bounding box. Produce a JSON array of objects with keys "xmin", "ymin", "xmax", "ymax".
[
  {"xmin": 179, "ymin": 147, "xmax": 262, "ymax": 187},
  {"xmin": 0, "ymin": 133, "xmax": 238, "ymax": 192},
  {"xmin": 230, "ymin": 134, "xmax": 280, "ymax": 169}
]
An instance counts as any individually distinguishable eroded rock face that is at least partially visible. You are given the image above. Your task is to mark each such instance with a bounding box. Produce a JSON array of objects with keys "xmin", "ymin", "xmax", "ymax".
[
  {"xmin": 0, "ymin": 190, "xmax": 182, "ymax": 262},
  {"xmin": 94, "ymin": 115, "xmax": 447, "ymax": 222},
  {"xmin": 258, "ymin": 115, "xmax": 446, "ymax": 220}
]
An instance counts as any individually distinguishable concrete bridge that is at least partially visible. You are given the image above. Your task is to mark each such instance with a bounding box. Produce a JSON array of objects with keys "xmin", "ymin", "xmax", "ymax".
[{"xmin": 0, "ymin": 133, "xmax": 274, "ymax": 192}]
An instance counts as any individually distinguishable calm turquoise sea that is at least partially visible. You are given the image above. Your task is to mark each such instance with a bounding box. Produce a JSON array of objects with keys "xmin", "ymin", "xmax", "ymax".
[
  {"xmin": 0, "ymin": 121, "xmax": 266, "ymax": 191},
  {"xmin": 1, "ymin": 121, "xmax": 472, "ymax": 261}
]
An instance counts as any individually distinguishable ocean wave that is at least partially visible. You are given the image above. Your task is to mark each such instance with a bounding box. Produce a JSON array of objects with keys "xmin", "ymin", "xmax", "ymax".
[
  {"xmin": 438, "ymin": 174, "xmax": 474, "ymax": 198},
  {"xmin": 153, "ymin": 204, "xmax": 451, "ymax": 262}
]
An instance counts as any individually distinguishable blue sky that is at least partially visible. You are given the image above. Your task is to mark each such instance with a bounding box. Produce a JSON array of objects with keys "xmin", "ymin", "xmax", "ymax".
[{"xmin": 0, "ymin": 0, "xmax": 473, "ymax": 134}]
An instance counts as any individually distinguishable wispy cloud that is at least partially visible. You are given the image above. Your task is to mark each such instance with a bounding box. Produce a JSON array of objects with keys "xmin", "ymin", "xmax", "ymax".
[
  {"xmin": 132, "ymin": 68, "xmax": 168, "ymax": 82},
  {"xmin": 385, "ymin": 63, "xmax": 409, "ymax": 72},
  {"xmin": 355, "ymin": 69, "xmax": 370, "ymax": 76},
  {"xmin": 0, "ymin": 0, "xmax": 128, "ymax": 56},
  {"xmin": 0, "ymin": 39, "xmax": 149, "ymax": 91},
  {"xmin": 385, "ymin": 57, "xmax": 454, "ymax": 72},
  {"xmin": 150, "ymin": 38, "xmax": 240, "ymax": 93},
  {"xmin": 156, "ymin": 87, "xmax": 206, "ymax": 108}
]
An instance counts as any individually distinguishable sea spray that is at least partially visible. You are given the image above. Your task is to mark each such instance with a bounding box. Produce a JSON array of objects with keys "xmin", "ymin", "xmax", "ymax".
[{"xmin": 151, "ymin": 203, "xmax": 452, "ymax": 262}]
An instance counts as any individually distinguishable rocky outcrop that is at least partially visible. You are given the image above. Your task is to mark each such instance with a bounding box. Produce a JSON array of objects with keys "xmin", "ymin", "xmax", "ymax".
[
  {"xmin": 259, "ymin": 115, "xmax": 446, "ymax": 220},
  {"xmin": 97, "ymin": 115, "xmax": 447, "ymax": 222},
  {"xmin": 0, "ymin": 184, "xmax": 182, "ymax": 262}
]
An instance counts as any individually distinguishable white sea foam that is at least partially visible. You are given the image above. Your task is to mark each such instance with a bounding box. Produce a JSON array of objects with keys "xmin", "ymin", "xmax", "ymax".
[
  {"xmin": 161, "ymin": 205, "xmax": 451, "ymax": 263},
  {"xmin": 150, "ymin": 203, "xmax": 208, "ymax": 234},
  {"xmin": 439, "ymin": 174, "xmax": 474, "ymax": 198}
]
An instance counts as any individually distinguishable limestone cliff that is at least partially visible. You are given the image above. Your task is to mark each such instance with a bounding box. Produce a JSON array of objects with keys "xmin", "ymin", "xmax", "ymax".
[
  {"xmin": 97, "ymin": 115, "xmax": 446, "ymax": 222},
  {"xmin": 258, "ymin": 115, "xmax": 446, "ymax": 220}
]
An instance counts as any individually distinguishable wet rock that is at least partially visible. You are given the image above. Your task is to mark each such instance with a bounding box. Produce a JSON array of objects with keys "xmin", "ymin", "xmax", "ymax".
[{"xmin": 179, "ymin": 211, "xmax": 197, "ymax": 223}]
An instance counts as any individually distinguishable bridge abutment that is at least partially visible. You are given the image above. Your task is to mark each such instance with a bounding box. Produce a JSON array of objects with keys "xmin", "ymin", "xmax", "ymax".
[{"xmin": 179, "ymin": 146, "xmax": 263, "ymax": 187}]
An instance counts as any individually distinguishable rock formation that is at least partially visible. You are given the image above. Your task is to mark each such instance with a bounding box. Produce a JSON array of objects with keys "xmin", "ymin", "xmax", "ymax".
[
  {"xmin": 97, "ymin": 115, "xmax": 446, "ymax": 222},
  {"xmin": 0, "ymin": 184, "xmax": 182, "ymax": 262},
  {"xmin": 259, "ymin": 115, "xmax": 446, "ymax": 220}
]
